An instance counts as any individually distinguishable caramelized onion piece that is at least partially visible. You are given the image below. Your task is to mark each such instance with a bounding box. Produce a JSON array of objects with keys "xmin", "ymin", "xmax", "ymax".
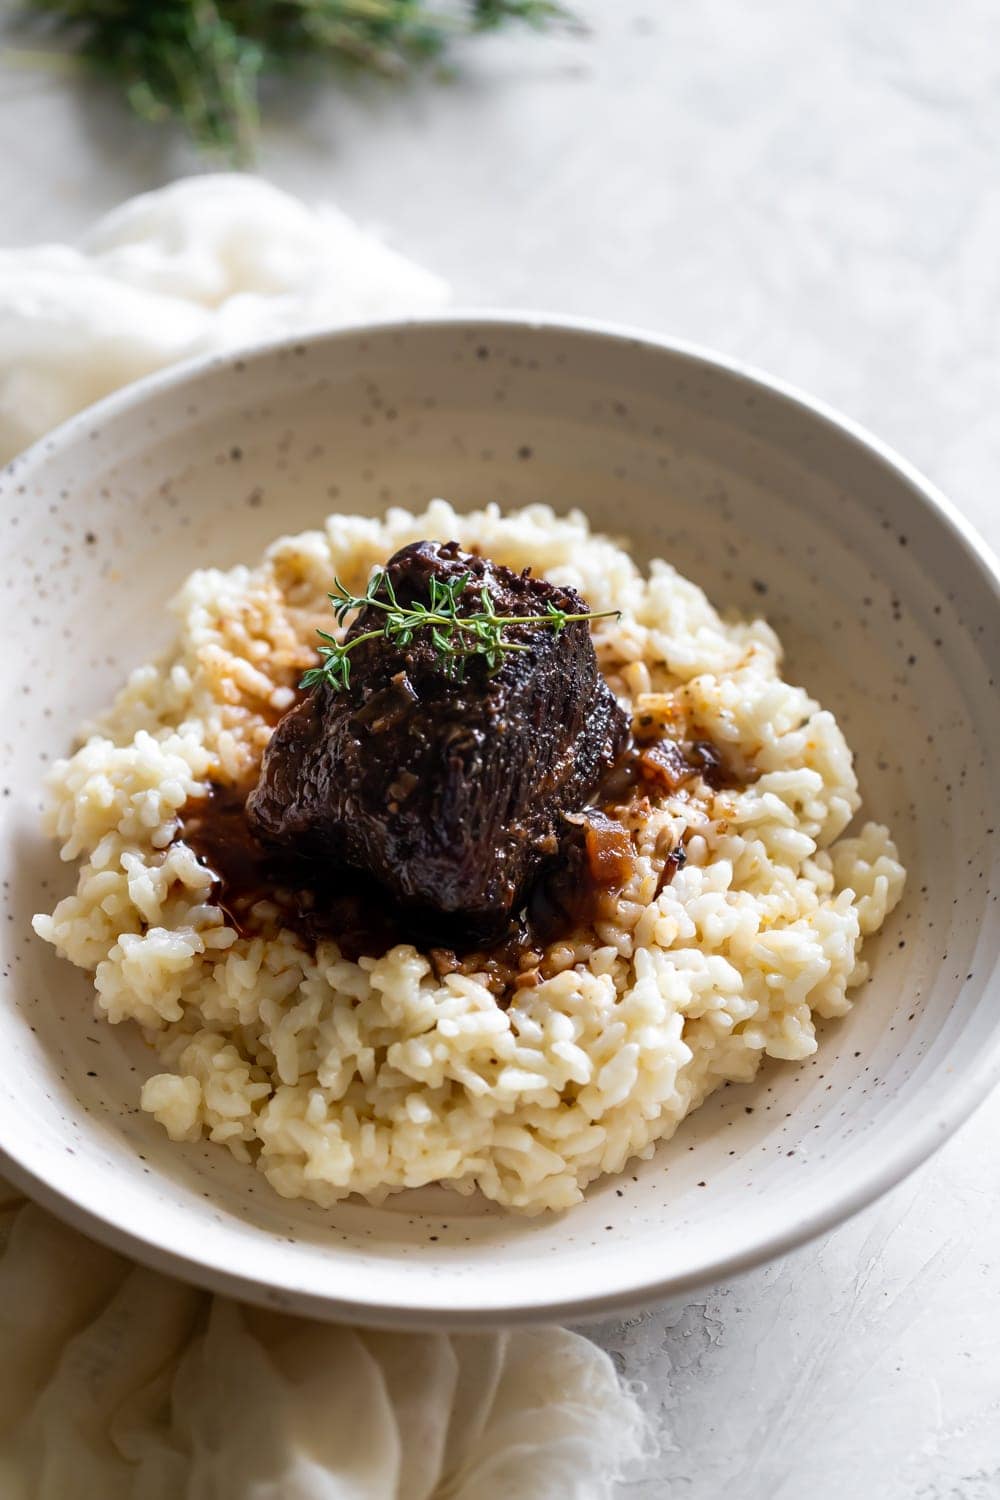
[{"xmin": 583, "ymin": 811, "xmax": 634, "ymax": 888}]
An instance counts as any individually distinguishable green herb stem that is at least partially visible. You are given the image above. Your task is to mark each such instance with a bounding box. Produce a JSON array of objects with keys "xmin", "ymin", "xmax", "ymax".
[
  {"xmin": 15, "ymin": 0, "xmax": 578, "ymax": 160},
  {"xmin": 300, "ymin": 567, "xmax": 618, "ymax": 692}
]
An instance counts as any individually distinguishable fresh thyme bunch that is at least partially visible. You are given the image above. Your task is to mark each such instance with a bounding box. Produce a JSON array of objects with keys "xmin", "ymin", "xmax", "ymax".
[
  {"xmin": 301, "ymin": 566, "xmax": 617, "ymax": 692},
  {"xmin": 16, "ymin": 0, "xmax": 575, "ymax": 161}
]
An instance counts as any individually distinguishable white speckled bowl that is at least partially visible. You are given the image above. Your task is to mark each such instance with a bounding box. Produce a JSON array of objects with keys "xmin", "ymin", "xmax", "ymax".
[{"xmin": 1, "ymin": 316, "xmax": 997, "ymax": 1328}]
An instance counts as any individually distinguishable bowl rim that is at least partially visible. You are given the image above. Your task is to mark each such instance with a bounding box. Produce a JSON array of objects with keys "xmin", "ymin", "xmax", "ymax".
[{"xmin": 2, "ymin": 309, "xmax": 999, "ymax": 1328}]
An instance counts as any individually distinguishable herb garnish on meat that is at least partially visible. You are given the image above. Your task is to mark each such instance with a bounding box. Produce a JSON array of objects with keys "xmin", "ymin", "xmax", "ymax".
[{"xmin": 300, "ymin": 564, "xmax": 618, "ymax": 692}]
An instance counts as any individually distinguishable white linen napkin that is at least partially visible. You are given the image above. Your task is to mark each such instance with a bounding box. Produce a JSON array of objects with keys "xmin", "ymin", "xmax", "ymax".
[
  {"xmin": 0, "ymin": 174, "xmax": 448, "ymax": 465},
  {"xmin": 0, "ymin": 176, "xmax": 651, "ymax": 1498}
]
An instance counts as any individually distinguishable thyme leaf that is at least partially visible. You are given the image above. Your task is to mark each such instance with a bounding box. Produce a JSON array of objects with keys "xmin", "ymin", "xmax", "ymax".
[
  {"xmin": 299, "ymin": 565, "xmax": 617, "ymax": 691},
  {"xmin": 16, "ymin": 0, "xmax": 578, "ymax": 161}
]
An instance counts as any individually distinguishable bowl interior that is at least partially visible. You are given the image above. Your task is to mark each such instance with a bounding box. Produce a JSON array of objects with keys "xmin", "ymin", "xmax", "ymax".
[{"xmin": 1, "ymin": 319, "xmax": 997, "ymax": 1325}]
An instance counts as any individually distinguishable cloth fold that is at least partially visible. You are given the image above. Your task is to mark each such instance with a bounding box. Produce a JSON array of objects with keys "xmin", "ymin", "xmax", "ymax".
[
  {"xmin": 0, "ymin": 173, "xmax": 449, "ymax": 466},
  {"xmin": 0, "ymin": 176, "xmax": 652, "ymax": 1497},
  {"xmin": 0, "ymin": 1191, "xmax": 649, "ymax": 1499}
]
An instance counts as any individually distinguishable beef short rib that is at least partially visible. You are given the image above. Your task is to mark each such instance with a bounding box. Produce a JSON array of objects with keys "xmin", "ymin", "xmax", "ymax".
[{"xmin": 247, "ymin": 540, "xmax": 628, "ymax": 941}]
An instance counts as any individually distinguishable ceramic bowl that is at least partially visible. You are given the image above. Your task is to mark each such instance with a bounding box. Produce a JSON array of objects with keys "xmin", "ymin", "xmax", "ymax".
[{"xmin": 1, "ymin": 316, "xmax": 997, "ymax": 1328}]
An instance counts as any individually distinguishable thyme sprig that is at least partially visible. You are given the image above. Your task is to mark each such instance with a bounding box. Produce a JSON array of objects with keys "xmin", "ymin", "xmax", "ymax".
[
  {"xmin": 300, "ymin": 567, "xmax": 618, "ymax": 691},
  {"xmin": 16, "ymin": 0, "xmax": 577, "ymax": 161}
]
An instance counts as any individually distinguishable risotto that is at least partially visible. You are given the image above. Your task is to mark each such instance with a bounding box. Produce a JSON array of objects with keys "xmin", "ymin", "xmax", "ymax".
[{"xmin": 33, "ymin": 501, "xmax": 905, "ymax": 1213}]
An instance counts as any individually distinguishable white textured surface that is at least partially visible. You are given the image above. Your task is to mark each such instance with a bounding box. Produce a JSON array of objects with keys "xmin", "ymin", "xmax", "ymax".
[{"xmin": 1, "ymin": 0, "xmax": 998, "ymax": 1493}]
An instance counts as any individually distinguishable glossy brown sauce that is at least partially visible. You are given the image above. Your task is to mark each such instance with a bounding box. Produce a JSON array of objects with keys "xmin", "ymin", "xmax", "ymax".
[
  {"xmin": 180, "ymin": 781, "xmax": 407, "ymax": 961},
  {"xmin": 178, "ymin": 725, "xmax": 741, "ymax": 996}
]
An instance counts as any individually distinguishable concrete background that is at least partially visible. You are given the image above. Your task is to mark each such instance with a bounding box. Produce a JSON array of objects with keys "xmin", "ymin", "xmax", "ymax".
[{"xmin": 3, "ymin": 1, "xmax": 998, "ymax": 1493}]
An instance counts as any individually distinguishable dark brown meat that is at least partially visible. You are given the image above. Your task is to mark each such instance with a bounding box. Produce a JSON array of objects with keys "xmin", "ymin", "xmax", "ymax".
[{"xmin": 247, "ymin": 540, "xmax": 629, "ymax": 941}]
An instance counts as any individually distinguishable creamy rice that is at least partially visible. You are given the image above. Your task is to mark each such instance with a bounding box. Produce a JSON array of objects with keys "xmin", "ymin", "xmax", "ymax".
[{"xmin": 33, "ymin": 502, "xmax": 905, "ymax": 1213}]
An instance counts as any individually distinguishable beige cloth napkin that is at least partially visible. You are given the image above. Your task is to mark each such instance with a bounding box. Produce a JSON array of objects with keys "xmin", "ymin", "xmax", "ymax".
[
  {"xmin": 0, "ymin": 1180, "xmax": 647, "ymax": 1499},
  {"xmin": 0, "ymin": 177, "xmax": 651, "ymax": 1497}
]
